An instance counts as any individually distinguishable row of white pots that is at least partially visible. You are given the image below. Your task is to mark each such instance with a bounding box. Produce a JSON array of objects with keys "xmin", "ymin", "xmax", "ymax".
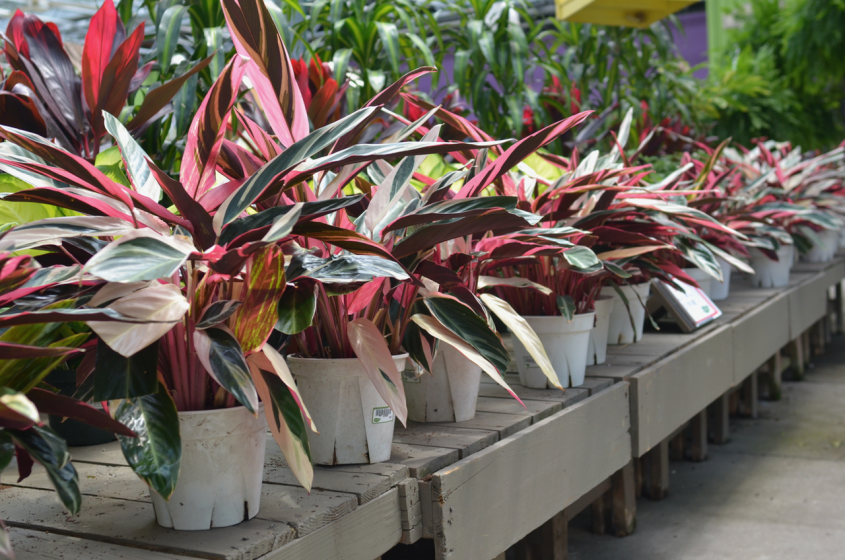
[{"xmin": 151, "ymin": 229, "xmax": 845, "ymax": 531}]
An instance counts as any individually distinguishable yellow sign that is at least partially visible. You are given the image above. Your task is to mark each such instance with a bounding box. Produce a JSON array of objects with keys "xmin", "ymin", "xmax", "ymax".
[{"xmin": 555, "ymin": 0, "xmax": 698, "ymax": 28}]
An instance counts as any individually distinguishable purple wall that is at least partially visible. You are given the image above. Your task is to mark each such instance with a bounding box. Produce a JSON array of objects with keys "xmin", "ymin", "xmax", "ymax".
[{"xmin": 672, "ymin": 11, "xmax": 709, "ymax": 78}]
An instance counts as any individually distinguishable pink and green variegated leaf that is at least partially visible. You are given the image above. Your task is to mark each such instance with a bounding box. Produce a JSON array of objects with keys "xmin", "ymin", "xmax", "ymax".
[
  {"xmin": 181, "ymin": 57, "xmax": 246, "ymax": 198},
  {"xmin": 0, "ymin": 126, "xmax": 135, "ymax": 210},
  {"xmin": 455, "ymin": 112, "xmax": 592, "ymax": 199},
  {"xmin": 231, "ymin": 244, "xmax": 286, "ymax": 353},
  {"xmin": 221, "ymin": 0, "xmax": 308, "ymax": 146},
  {"xmin": 247, "ymin": 354, "xmax": 313, "ymax": 491},
  {"xmin": 411, "ymin": 313, "xmax": 524, "ymax": 407},
  {"xmin": 346, "ymin": 318, "xmax": 408, "ymax": 427},
  {"xmin": 193, "ymin": 326, "xmax": 259, "ymax": 414},
  {"xmin": 256, "ymin": 345, "xmax": 316, "ymax": 432}
]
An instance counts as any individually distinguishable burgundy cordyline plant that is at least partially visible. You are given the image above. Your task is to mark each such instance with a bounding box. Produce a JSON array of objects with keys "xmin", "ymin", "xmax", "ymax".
[{"xmin": 0, "ymin": 0, "xmax": 210, "ymax": 161}]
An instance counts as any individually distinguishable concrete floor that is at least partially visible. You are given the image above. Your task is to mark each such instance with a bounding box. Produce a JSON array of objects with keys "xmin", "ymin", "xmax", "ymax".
[{"xmin": 568, "ymin": 335, "xmax": 845, "ymax": 559}]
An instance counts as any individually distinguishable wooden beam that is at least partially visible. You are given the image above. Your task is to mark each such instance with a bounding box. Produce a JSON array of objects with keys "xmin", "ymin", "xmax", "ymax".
[
  {"xmin": 641, "ymin": 439, "xmax": 669, "ymax": 501},
  {"xmin": 739, "ymin": 371, "xmax": 759, "ymax": 419},
  {"xmin": 690, "ymin": 410, "xmax": 707, "ymax": 462},
  {"xmin": 787, "ymin": 338, "xmax": 805, "ymax": 379},
  {"xmin": 764, "ymin": 351, "xmax": 783, "ymax": 401},
  {"xmin": 708, "ymin": 393, "xmax": 730, "ymax": 445},
  {"xmin": 611, "ymin": 460, "xmax": 636, "ymax": 537},
  {"xmin": 431, "ymin": 383, "xmax": 630, "ymax": 560}
]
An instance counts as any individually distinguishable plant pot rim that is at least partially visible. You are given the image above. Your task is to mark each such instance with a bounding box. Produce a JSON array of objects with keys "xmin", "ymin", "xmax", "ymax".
[
  {"xmin": 518, "ymin": 311, "xmax": 596, "ymax": 319},
  {"xmin": 287, "ymin": 353, "xmax": 409, "ymax": 363},
  {"xmin": 176, "ymin": 403, "xmax": 264, "ymax": 417}
]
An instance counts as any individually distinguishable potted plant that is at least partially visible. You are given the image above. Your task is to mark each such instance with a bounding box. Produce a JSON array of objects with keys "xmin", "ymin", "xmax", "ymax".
[{"xmin": 0, "ymin": 252, "xmax": 140, "ymax": 554}]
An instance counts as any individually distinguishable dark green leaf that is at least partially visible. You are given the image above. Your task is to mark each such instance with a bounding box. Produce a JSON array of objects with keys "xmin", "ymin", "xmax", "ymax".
[
  {"xmin": 193, "ymin": 327, "xmax": 258, "ymax": 413},
  {"xmin": 157, "ymin": 6, "xmax": 188, "ymax": 73},
  {"xmin": 259, "ymin": 368, "xmax": 311, "ymax": 462},
  {"xmin": 196, "ymin": 300, "xmax": 242, "ymax": 329},
  {"xmin": 93, "ymin": 338, "xmax": 159, "ymax": 401},
  {"xmin": 423, "ymin": 296, "xmax": 510, "ymax": 373},
  {"xmin": 0, "ymin": 432, "xmax": 14, "ymax": 472},
  {"xmin": 556, "ymin": 295, "xmax": 576, "ymax": 321},
  {"xmin": 286, "ymin": 252, "xmax": 410, "ymax": 285},
  {"xmin": 9, "ymin": 425, "xmax": 81, "ymax": 514},
  {"xmin": 219, "ymin": 196, "xmax": 364, "ymax": 246},
  {"xmin": 113, "ymin": 383, "xmax": 181, "ymax": 500},
  {"xmin": 276, "ymin": 283, "xmax": 317, "ymax": 335}
]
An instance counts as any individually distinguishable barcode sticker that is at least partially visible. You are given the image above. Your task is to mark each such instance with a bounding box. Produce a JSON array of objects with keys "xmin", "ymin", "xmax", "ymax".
[
  {"xmin": 372, "ymin": 407, "xmax": 395, "ymax": 424},
  {"xmin": 522, "ymin": 355, "xmax": 539, "ymax": 369}
]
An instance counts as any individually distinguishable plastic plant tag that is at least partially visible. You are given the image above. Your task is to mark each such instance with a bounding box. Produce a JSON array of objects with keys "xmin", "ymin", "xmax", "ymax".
[{"xmin": 653, "ymin": 277, "xmax": 722, "ymax": 332}]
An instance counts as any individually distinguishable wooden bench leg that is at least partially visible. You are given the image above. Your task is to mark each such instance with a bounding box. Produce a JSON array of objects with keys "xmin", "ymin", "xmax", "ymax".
[
  {"xmin": 669, "ymin": 429, "xmax": 685, "ymax": 461},
  {"xmin": 739, "ymin": 371, "xmax": 759, "ymax": 419},
  {"xmin": 591, "ymin": 490, "xmax": 611, "ymax": 535},
  {"xmin": 812, "ymin": 321, "xmax": 826, "ymax": 356},
  {"xmin": 787, "ymin": 338, "xmax": 805, "ymax": 379},
  {"xmin": 764, "ymin": 351, "xmax": 782, "ymax": 400},
  {"xmin": 611, "ymin": 460, "xmax": 636, "ymax": 537},
  {"xmin": 690, "ymin": 409, "xmax": 707, "ymax": 461},
  {"xmin": 708, "ymin": 393, "xmax": 730, "ymax": 444},
  {"xmin": 642, "ymin": 439, "xmax": 669, "ymax": 501},
  {"xmin": 517, "ymin": 511, "xmax": 567, "ymax": 560},
  {"xmin": 837, "ymin": 281, "xmax": 844, "ymax": 334}
]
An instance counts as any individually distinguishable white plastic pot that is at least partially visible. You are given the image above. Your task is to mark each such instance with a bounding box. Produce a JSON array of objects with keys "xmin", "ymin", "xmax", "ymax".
[
  {"xmin": 512, "ymin": 312, "xmax": 595, "ymax": 389},
  {"xmin": 749, "ymin": 245, "xmax": 794, "ymax": 288},
  {"xmin": 710, "ymin": 257, "xmax": 732, "ymax": 301},
  {"xmin": 587, "ymin": 296, "xmax": 614, "ymax": 365},
  {"xmin": 803, "ymin": 229, "xmax": 839, "ymax": 263},
  {"xmin": 602, "ymin": 281, "xmax": 651, "ymax": 345},
  {"xmin": 683, "ymin": 267, "xmax": 714, "ymax": 298},
  {"xmin": 150, "ymin": 405, "xmax": 267, "ymax": 531},
  {"xmin": 404, "ymin": 346, "xmax": 481, "ymax": 423},
  {"xmin": 287, "ymin": 354, "xmax": 406, "ymax": 465}
]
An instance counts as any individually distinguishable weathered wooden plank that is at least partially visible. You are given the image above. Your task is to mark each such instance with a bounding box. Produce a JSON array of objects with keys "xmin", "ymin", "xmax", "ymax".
[
  {"xmin": 389, "ymin": 444, "xmax": 459, "ymax": 480},
  {"xmin": 584, "ymin": 364, "xmax": 643, "ymax": 382},
  {"xmin": 786, "ymin": 261, "xmax": 845, "ymax": 340},
  {"xmin": 397, "ymin": 479, "xmax": 422, "ymax": 545},
  {"xmin": 0, "ymin": 486, "xmax": 293, "ymax": 560},
  {"xmin": 477, "ymin": 383, "xmax": 589, "ymax": 407},
  {"xmin": 68, "ymin": 441, "xmax": 127, "ymax": 466},
  {"xmin": 629, "ymin": 325, "xmax": 734, "ymax": 457},
  {"xmin": 731, "ymin": 293, "xmax": 790, "ymax": 384},
  {"xmin": 7, "ymin": 527, "xmax": 196, "ymax": 560},
  {"xmin": 475, "ymin": 396, "xmax": 562, "ymax": 423},
  {"xmin": 562, "ymin": 478, "xmax": 611, "ymax": 521},
  {"xmin": 264, "ymin": 437, "xmax": 401, "ymax": 505},
  {"xmin": 260, "ymin": 489, "xmax": 403, "ymax": 560},
  {"xmin": 4, "ymin": 460, "xmax": 358, "ymax": 541},
  {"xmin": 393, "ymin": 424, "xmax": 498, "ymax": 459},
  {"xmin": 430, "ymin": 382, "xmax": 631, "ymax": 560},
  {"xmin": 576, "ymin": 377, "xmax": 614, "ymax": 396},
  {"xmin": 264, "ymin": 463, "xmax": 390, "ymax": 506},
  {"xmin": 427, "ymin": 411, "xmax": 531, "ymax": 439}
]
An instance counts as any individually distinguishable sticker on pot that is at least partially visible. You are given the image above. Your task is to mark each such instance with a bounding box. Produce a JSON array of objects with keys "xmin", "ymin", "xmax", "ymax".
[
  {"xmin": 372, "ymin": 406, "xmax": 395, "ymax": 424},
  {"xmin": 523, "ymin": 356, "xmax": 539, "ymax": 369}
]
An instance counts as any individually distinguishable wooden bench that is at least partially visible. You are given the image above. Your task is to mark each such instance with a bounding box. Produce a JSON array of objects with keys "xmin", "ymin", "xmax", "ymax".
[{"xmin": 3, "ymin": 256, "xmax": 844, "ymax": 560}]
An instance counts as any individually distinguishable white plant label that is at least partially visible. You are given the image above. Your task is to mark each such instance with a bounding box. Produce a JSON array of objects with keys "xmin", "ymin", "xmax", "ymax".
[
  {"xmin": 662, "ymin": 278, "xmax": 722, "ymax": 327},
  {"xmin": 372, "ymin": 406, "xmax": 395, "ymax": 424},
  {"xmin": 523, "ymin": 355, "xmax": 539, "ymax": 369}
]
